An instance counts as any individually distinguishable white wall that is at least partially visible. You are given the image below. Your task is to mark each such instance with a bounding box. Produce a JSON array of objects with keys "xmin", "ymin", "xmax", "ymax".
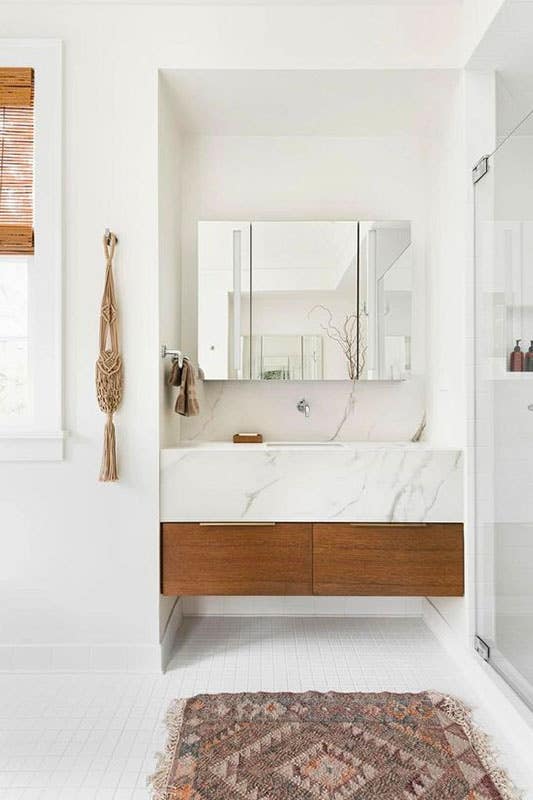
[
  {"xmin": 424, "ymin": 71, "xmax": 497, "ymax": 649},
  {"xmin": 426, "ymin": 75, "xmax": 467, "ymax": 449},
  {"xmin": 159, "ymin": 78, "xmax": 183, "ymax": 452},
  {"xmin": 158, "ymin": 76, "xmax": 184, "ymax": 638},
  {"xmin": 178, "ymin": 134, "xmax": 430, "ymax": 443},
  {"xmin": 425, "ymin": 73, "xmax": 470, "ymax": 640},
  {"xmin": 0, "ymin": 1, "xmax": 465, "ymax": 669},
  {"xmin": 0, "ymin": 11, "xmax": 163, "ymax": 671}
]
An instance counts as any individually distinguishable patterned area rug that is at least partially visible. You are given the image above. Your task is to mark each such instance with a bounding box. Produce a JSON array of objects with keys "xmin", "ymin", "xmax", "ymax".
[{"xmin": 149, "ymin": 691, "xmax": 520, "ymax": 800}]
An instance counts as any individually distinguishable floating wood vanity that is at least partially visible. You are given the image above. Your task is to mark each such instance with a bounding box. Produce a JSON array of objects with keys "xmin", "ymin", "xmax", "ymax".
[
  {"xmin": 160, "ymin": 443, "xmax": 464, "ymax": 597},
  {"xmin": 161, "ymin": 522, "xmax": 464, "ymax": 597}
]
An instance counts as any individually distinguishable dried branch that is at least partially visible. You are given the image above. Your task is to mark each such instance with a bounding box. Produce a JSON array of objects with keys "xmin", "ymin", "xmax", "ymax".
[{"xmin": 309, "ymin": 304, "xmax": 366, "ymax": 380}]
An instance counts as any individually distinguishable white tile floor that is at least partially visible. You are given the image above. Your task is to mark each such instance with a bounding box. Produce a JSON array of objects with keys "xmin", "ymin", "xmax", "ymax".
[{"xmin": 0, "ymin": 617, "xmax": 532, "ymax": 800}]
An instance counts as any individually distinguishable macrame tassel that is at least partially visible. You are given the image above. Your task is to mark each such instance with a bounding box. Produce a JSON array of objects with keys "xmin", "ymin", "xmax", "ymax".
[
  {"xmin": 96, "ymin": 231, "xmax": 122, "ymax": 482},
  {"xmin": 100, "ymin": 413, "xmax": 118, "ymax": 482}
]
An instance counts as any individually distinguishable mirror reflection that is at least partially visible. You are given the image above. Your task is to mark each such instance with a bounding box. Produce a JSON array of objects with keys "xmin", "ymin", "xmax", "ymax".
[
  {"xmin": 197, "ymin": 219, "xmax": 413, "ymax": 381},
  {"xmin": 197, "ymin": 221, "xmax": 251, "ymax": 380},
  {"xmin": 250, "ymin": 222, "xmax": 357, "ymax": 381},
  {"xmin": 358, "ymin": 221, "xmax": 412, "ymax": 380}
]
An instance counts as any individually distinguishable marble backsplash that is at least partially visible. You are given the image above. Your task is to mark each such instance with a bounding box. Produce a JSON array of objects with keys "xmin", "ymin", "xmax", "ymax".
[{"xmin": 178, "ymin": 376, "xmax": 426, "ymax": 443}]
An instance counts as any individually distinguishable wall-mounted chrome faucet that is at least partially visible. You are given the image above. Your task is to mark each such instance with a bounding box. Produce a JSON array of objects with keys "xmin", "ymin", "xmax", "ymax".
[{"xmin": 297, "ymin": 398, "xmax": 310, "ymax": 418}]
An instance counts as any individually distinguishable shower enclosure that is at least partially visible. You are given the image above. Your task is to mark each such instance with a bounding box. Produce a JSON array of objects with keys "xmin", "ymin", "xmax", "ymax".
[{"xmin": 474, "ymin": 107, "xmax": 533, "ymax": 709}]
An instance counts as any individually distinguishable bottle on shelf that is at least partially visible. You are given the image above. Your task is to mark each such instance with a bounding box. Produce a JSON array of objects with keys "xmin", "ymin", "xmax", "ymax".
[
  {"xmin": 510, "ymin": 339, "xmax": 524, "ymax": 372},
  {"xmin": 525, "ymin": 341, "xmax": 533, "ymax": 372},
  {"xmin": 509, "ymin": 339, "xmax": 524, "ymax": 372}
]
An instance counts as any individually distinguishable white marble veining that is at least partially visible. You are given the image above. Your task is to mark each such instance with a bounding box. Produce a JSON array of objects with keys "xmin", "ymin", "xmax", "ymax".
[
  {"xmin": 161, "ymin": 442, "xmax": 463, "ymax": 522},
  {"xmin": 175, "ymin": 376, "xmax": 426, "ymax": 444}
]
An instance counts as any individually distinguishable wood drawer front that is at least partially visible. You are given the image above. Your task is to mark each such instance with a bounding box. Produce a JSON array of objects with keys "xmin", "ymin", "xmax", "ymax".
[
  {"xmin": 313, "ymin": 523, "xmax": 464, "ymax": 596},
  {"xmin": 161, "ymin": 523, "xmax": 313, "ymax": 596}
]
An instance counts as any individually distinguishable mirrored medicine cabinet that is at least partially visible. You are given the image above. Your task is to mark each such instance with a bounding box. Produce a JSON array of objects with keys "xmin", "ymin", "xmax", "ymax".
[{"xmin": 198, "ymin": 220, "xmax": 413, "ymax": 381}]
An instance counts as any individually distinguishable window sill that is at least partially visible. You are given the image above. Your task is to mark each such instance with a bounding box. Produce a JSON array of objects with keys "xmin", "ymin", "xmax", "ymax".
[{"xmin": 0, "ymin": 430, "xmax": 66, "ymax": 461}]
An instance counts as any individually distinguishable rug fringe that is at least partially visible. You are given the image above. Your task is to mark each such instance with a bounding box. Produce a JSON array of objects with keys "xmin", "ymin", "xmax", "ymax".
[
  {"xmin": 147, "ymin": 698, "xmax": 187, "ymax": 800},
  {"xmin": 440, "ymin": 694, "xmax": 523, "ymax": 800}
]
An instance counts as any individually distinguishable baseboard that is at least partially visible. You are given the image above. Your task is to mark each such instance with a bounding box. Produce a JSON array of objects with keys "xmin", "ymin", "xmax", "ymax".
[
  {"xmin": 161, "ymin": 597, "xmax": 184, "ymax": 672},
  {"xmin": 0, "ymin": 643, "xmax": 162, "ymax": 673},
  {"xmin": 182, "ymin": 596, "xmax": 423, "ymax": 617},
  {"xmin": 0, "ymin": 598, "xmax": 184, "ymax": 674},
  {"xmin": 423, "ymin": 598, "xmax": 533, "ymax": 769}
]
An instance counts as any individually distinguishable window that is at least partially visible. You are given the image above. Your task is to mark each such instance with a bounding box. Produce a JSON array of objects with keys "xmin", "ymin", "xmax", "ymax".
[
  {"xmin": 0, "ymin": 67, "xmax": 33, "ymax": 420},
  {"xmin": 0, "ymin": 42, "xmax": 62, "ymax": 460},
  {"xmin": 0, "ymin": 259, "xmax": 28, "ymax": 416},
  {"xmin": 0, "ymin": 67, "xmax": 34, "ymax": 254}
]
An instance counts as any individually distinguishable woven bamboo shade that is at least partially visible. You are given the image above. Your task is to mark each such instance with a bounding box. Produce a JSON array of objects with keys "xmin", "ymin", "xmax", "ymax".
[{"xmin": 0, "ymin": 67, "xmax": 34, "ymax": 255}]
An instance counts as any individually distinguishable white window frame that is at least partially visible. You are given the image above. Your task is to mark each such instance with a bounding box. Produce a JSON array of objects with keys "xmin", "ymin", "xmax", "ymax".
[{"xmin": 0, "ymin": 40, "xmax": 63, "ymax": 461}]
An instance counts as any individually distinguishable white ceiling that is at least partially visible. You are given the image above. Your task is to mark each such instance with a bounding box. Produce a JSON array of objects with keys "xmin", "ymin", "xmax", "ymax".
[
  {"xmin": 466, "ymin": 1, "xmax": 533, "ymax": 139},
  {"xmin": 469, "ymin": 1, "xmax": 533, "ymax": 74},
  {"xmin": 161, "ymin": 69, "xmax": 459, "ymax": 137}
]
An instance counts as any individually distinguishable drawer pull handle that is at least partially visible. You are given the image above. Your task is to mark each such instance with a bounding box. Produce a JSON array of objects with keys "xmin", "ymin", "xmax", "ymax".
[
  {"xmin": 199, "ymin": 522, "xmax": 277, "ymax": 527},
  {"xmin": 348, "ymin": 522, "xmax": 429, "ymax": 527}
]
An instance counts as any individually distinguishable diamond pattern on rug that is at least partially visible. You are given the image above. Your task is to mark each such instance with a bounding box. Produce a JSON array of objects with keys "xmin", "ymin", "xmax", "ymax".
[
  {"xmin": 151, "ymin": 691, "xmax": 518, "ymax": 800},
  {"xmin": 277, "ymin": 740, "xmax": 377, "ymax": 798}
]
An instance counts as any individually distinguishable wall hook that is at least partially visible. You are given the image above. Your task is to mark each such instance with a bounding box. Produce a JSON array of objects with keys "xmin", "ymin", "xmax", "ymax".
[{"xmin": 104, "ymin": 227, "xmax": 118, "ymax": 245}]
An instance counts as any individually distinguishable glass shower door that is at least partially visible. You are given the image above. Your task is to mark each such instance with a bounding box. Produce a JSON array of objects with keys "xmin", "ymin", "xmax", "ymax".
[{"xmin": 474, "ymin": 109, "xmax": 533, "ymax": 708}]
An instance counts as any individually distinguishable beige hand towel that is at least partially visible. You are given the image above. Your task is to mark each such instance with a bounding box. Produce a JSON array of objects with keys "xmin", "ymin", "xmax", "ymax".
[
  {"xmin": 168, "ymin": 357, "xmax": 200, "ymax": 416},
  {"xmin": 167, "ymin": 358, "xmax": 181, "ymax": 388}
]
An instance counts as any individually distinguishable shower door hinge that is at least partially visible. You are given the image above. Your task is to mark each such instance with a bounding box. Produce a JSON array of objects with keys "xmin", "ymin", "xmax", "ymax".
[
  {"xmin": 474, "ymin": 635, "xmax": 490, "ymax": 662},
  {"xmin": 472, "ymin": 156, "xmax": 489, "ymax": 184}
]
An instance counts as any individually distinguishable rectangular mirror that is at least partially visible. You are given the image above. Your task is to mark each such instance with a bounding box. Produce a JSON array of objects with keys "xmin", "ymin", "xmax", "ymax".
[{"xmin": 197, "ymin": 219, "xmax": 413, "ymax": 381}]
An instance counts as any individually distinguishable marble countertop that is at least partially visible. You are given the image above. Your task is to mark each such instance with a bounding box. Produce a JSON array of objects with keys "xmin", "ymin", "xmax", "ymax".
[
  {"xmin": 172, "ymin": 440, "xmax": 450, "ymax": 450},
  {"xmin": 161, "ymin": 441, "xmax": 464, "ymax": 523}
]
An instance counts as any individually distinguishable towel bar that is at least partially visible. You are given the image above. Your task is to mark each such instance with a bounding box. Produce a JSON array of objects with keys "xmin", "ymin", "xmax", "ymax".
[{"xmin": 161, "ymin": 344, "xmax": 186, "ymax": 367}]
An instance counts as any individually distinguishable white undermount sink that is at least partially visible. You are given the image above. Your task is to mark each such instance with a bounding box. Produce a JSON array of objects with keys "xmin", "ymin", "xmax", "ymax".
[{"xmin": 265, "ymin": 441, "xmax": 346, "ymax": 448}]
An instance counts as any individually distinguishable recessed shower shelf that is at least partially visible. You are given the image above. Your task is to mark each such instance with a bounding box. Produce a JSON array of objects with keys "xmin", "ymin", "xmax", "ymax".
[
  {"xmin": 493, "ymin": 372, "xmax": 533, "ymax": 380},
  {"xmin": 483, "ymin": 359, "xmax": 533, "ymax": 380}
]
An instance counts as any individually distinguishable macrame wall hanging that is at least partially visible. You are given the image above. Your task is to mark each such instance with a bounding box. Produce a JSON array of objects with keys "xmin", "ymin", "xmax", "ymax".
[{"xmin": 95, "ymin": 230, "xmax": 123, "ymax": 481}]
